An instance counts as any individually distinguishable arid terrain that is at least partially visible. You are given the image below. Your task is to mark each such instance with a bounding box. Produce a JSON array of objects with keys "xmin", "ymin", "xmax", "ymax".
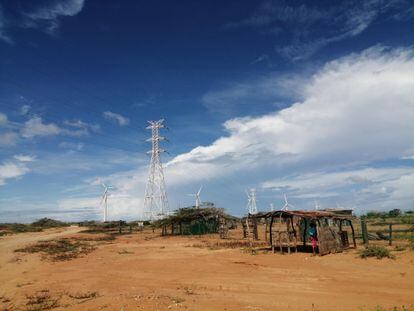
[{"xmin": 1, "ymin": 226, "xmax": 413, "ymax": 311}]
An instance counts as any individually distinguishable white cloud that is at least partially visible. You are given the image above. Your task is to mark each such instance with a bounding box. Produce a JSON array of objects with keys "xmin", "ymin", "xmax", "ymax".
[
  {"xmin": 14, "ymin": 154, "xmax": 36, "ymax": 162},
  {"xmin": 103, "ymin": 111, "xmax": 130, "ymax": 126},
  {"xmin": 59, "ymin": 141, "xmax": 84, "ymax": 151},
  {"xmin": 196, "ymin": 46, "xmax": 414, "ymax": 169},
  {"xmin": 58, "ymin": 195, "xmax": 144, "ymax": 221},
  {"xmin": 202, "ymin": 73, "xmax": 306, "ymax": 114},
  {"xmin": 20, "ymin": 105, "xmax": 31, "ymax": 115},
  {"xmin": 0, "ymin": 161, "xmax": 30, "ymax": 186},
  {"xmin": 0, "ymin": 112, "xmax": 8, "ymax": 126},
  {"xmin": 0, "ymin": 0, "xmax": 85, "ymax": 43},
  {"xmin": 21, "ymin": 116, "xmax": 61, "ymax": 138},
  {"xmin": 22, "ymin": 0, "xmax": 85, "ymax": 34},
  {"xmin": 62, "ymin": 119, "xmax": 100, "ymax": 136}
]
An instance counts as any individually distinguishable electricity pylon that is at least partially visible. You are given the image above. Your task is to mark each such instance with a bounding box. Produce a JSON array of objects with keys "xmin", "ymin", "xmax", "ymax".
[
  {"xmin": 246, "ymin": 188, "xmax": 258, "ymax": 215},
  {"xmin": 143, "ymin": 119, "xmax": 169, "ymax": 220}
]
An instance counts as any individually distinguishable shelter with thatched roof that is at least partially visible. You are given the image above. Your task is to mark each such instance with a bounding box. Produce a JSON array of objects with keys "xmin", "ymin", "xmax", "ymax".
[
  {"xmin": 250, "ymin": 210, "xmax": 356, "ymax": 255},
  {"xmin": 157, "ymin": 206, "xmax": 237, "ymax": 236}
]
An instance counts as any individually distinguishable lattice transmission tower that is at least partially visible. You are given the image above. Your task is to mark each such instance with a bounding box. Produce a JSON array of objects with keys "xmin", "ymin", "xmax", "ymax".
[
  {"xmin": 246, "ymin": 188, "xmax": 258, "ymax": 215},
  {"xmin": 143, "ymin": 119, "xmax": 169, "ymax": 220}
]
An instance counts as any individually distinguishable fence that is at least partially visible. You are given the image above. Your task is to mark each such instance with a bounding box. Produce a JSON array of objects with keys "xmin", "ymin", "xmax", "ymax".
[{"xmin": 359, "ymin": 219, "xmax": 414, "ymax": 245}]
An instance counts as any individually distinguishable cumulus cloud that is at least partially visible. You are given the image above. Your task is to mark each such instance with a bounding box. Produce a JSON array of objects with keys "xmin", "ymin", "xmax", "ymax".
[
  {"xmin": 0, "ymin": 161, "xmax": 30, "ymax": 186},
  {"xmin": 21, "ymin": 116, "xmax": 61, "ymax": 138},
  {"xmin": 103, "ymin": 111, "xmax": 130, "ymax": 126},
  {"xmin": 163, "ymin": 46, "xmax": 414, "ymax": 210},
  {"xmin": 62, "ymin": 119, "xmax": 100, "ymax": 136}
]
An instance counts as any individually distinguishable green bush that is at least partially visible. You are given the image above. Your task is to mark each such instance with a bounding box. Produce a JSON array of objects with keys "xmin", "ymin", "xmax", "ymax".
[
  {"xmin": 31, "ymin": 218, "xmax": 69, "ymax": 228},
  {"xmin": 359, "ymin": 245, "xmax": 395, "ymax": 259}
]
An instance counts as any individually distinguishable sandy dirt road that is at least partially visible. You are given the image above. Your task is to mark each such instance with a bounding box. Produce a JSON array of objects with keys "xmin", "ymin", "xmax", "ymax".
[{"xmin": 1, "ymin": 227, "xmax": 413, "ymax": 310}]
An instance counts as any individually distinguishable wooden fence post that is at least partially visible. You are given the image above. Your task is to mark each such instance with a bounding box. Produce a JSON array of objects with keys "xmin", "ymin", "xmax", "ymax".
[
  {"xmin": 361, "ymin": 219, "xmax": 368, "ymax": 245},
  {"xmin": 389, "ymin": 224, "xmax": 393, "ymax": 246}
]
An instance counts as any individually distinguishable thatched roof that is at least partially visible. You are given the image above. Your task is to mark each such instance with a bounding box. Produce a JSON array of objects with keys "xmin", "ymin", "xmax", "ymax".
[{"xmin": 251, "ymin": 210, "xmax": 354, "ymax": 220}]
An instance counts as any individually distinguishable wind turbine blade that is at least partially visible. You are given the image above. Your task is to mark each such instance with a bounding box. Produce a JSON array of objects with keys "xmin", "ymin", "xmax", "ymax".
[{"xmin": 197, "ymin": 186, "xmax": 203, "ymax": 195}]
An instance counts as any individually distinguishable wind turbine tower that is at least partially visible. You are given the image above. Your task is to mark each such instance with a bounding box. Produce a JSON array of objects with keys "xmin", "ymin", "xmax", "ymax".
[
  {"xmin": 100, "ymin": 183, "xmax": 113, "ymax": 222},
  {"xmin": 143, "ymin": 119, "xmax": 169, "ymax": 220},
  {"xmin": 246, "ymin": 188, "xmax": 258, "ymax": 215}
]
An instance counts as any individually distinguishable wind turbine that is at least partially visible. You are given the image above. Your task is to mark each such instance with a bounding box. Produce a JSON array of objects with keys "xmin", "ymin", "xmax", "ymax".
[
  {"xmin": 314, "ymin": 200, "xmax": 321, "ymax": 210},
  {"xmin": 269, "ymin": 203, "xmax": 275, "ymax": 211},
  {"xmin": 187, "ymin": 186, "xmax": 203, "ymax": 208},
  {"xmin": 100, "ymin": 183, "xmax": 113, "ymax": 222},
  {"xmin": 282, "ymin": 194, "xmax": 294, "ymax": 211}
]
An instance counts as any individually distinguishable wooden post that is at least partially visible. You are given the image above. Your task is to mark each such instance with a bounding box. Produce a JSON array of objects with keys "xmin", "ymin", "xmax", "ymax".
[
  {"xmin": 245, "ymin": 217, "xmax": 253, "ymax": 249},
  {"xmin": 269, "ymin": 216, "xmax": 274, "ymax": 247},
  {"xmin": 349, "ymin": 220, "xmax": 357, "ymax": 248},
  {"xmin": 361, "ymin": 219, "xmax": 369, "ymax": 245},
  {"xmin": 389, "ymin": 224, "xmax": 393, "ymax": 246},
  {"xmin": 119, "ymin": 221, "xmax": 122, "ymax": 234},
  {"xmin": 303, "ymin": 218, "xmax": 308, "ymax": 247}
]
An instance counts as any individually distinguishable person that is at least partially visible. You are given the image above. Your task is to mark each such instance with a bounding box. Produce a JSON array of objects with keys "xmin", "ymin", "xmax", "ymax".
[{"xmin": 309, "ymin": 222, "xmax": 318, "ymax": 255}]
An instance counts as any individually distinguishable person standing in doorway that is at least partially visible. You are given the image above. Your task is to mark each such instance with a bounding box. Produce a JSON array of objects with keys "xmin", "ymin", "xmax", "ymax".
[{"xmin": 309, "ymin": 221, "xmax": 318, "ymax": 255}]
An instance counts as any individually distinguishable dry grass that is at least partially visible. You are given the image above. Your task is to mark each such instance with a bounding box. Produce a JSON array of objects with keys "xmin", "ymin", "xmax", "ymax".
[
  {"xmin": 67, "ymin": 291, "xmax": 99, "ymax": 300},
  {"xmin": 192, "ymin": 239, "xmax": 268, "ymax": 250},
  {"xmin": 15, "ymin": 238, "xmax": 96, "ymax": 261},
  {"xmin": 25, "ymin": 290, "xmax": 59, "ymax": 311}
]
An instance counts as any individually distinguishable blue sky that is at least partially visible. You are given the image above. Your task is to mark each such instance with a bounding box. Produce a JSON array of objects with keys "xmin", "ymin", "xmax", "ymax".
[{"xmin": 0, "ymin": 0, "xmax": 414, "ymax": 222}]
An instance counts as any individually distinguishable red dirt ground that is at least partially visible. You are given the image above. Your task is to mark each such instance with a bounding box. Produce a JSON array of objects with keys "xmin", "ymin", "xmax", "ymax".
[{"xmin": 1, "ymin": 226, "xmax": 413, "ymax": 310}]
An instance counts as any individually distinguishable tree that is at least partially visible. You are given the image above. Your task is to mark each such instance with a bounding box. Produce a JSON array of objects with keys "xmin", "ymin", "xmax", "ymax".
[{"xmin": 388, "ymin": 209, "xmax": 401, "ymax": 217}]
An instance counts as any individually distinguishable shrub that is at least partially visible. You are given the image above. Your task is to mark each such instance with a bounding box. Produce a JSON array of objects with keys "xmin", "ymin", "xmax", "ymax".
[
  {"xmin": 31, "ymin": 218, "xmax": 69, "ymax": 228},
  {"xmin": 359, "ymin": 245, "xmax": 395, "ymax": 259},
  {"xmin": 15, "ymin": 238, "xmax": 96, "ymax": 261}
]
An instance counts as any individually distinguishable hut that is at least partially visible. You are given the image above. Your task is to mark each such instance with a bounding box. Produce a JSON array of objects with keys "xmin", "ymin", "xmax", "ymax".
[
  {"xmin": 158, "ymin": 206, "xmax": 236, "ymax": 237},
  {"xmin": 251, "ymin": 210, "xmax": 356, "ymax": 255}
]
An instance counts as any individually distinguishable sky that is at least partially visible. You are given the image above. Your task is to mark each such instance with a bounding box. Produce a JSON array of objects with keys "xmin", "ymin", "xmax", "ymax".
[{"xmin": 0, "ymin": 0, "xmax": 414, "ymax": 222}]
